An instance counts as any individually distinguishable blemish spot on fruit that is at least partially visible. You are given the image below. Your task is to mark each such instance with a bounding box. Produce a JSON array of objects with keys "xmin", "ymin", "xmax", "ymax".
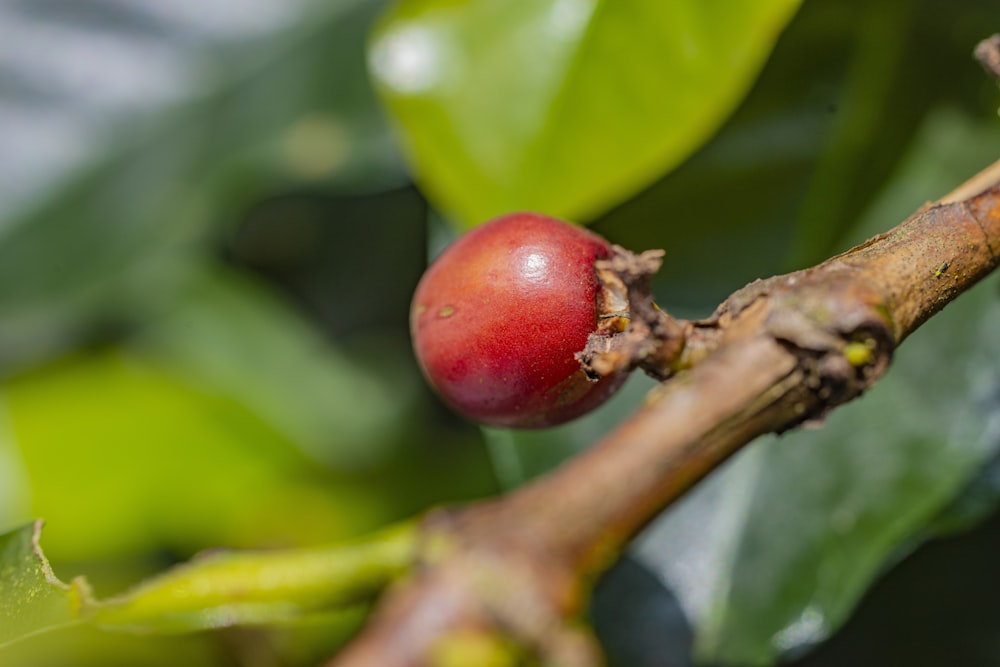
[{"xmin": 438, "ymin": 306, "xmax": 456, "ymax": 318}]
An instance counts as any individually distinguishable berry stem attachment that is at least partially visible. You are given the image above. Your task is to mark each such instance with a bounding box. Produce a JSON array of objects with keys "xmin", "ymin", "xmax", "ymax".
[{"xmin": 579, "ymin": 246, "xmax": 688, "ymax": 382}]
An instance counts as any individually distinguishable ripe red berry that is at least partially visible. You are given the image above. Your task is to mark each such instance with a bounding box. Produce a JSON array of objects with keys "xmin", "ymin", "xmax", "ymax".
[{"xmin": 410, "ymin": 212, "xmax": 626, "ymax": 428}]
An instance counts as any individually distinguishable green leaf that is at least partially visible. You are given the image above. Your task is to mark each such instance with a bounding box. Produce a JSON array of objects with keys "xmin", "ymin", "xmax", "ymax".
[
  {"xmin": 0, "ymin": 521, "xmax": 90, "ymax": 646},
  {"xmin": 369, "ymin": 0, "xmax": 802, "ymax": 227}
]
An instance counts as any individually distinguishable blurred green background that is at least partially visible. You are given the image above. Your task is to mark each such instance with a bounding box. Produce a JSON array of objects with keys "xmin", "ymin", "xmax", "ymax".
[{"xmin": 1, "ymin": 0, "xmax": 1000, "ymax": 665}]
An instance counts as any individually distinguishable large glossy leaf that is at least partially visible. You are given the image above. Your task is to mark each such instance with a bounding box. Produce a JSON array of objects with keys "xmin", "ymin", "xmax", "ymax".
[
  {"xmin": 0, "ymin": 0, "xmax": 403, "ymax": 374},
  {"xmin": 369, "ymin": 0, "xmax": 802, "ymax": 228}
]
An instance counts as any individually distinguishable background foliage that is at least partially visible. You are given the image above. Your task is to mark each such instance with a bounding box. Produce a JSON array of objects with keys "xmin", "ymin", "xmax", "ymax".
[{"xmin": 1, "ymin": 0, "xmax": 999, "ymax": 665}]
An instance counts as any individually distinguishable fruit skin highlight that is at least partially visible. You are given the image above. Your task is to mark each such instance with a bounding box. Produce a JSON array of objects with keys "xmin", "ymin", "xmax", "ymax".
[{"xmin": 410, "ymin": 212, "xmax": 625, "ymax": 428}]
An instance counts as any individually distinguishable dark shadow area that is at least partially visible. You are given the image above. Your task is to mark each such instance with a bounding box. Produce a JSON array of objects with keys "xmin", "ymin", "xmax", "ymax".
[
  {"xmin": 592, "ymin": 556, "xmax": 695, "ymax": 667},
  {"xmin": 788, "ymin": 505, "xmax": 1000, "ymax": 667},
  {"xmin": 223, "ymin": 185, "xmax": 429, "ymax": 340}
]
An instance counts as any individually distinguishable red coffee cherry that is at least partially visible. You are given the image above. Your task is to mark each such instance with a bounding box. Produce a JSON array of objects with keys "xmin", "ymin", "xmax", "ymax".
[{"xmin": 410, "ymin": 212, "xmax": 626, "ymax": 428}]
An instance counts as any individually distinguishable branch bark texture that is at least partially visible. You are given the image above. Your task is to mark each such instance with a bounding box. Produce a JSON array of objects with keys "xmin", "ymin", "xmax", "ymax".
[{"xmin": 330, "ymin": 160, "xmax": 1000, "ymax": 666}]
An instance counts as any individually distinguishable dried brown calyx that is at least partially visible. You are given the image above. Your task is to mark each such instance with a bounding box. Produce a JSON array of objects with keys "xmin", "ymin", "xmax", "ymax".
[{"xmin": 578, "ymin": 245, "xmax": 688, "ymax": 382}]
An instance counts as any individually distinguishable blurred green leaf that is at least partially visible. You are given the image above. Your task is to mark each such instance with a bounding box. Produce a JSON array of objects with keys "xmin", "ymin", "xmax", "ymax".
[
  {"xmin": 2, "ymin": 348, "xmax": 382, "ymax": 562},
  {"xmin": 784, "ymin": 0, "xmax": 1000, "ymax": 268},
  {"xmin": 482, "ymin": 374, "xmax": 657, "ymax": 490},
  {"xmin": 929, "ymin": 452, "xmax": 1000, "ymax": 537},
  {"xmin": 134, "ymin": 268, "xmax": 417, "ymax": 469},
  {"xmin": 631, "ymin": 110, "xmax": 1000, "ymax": 666},
  {"xmin": 369, "ymin": 0, "xmax": 802, "ymax": 227},
  {"xmin": 783, "ymin": 0, "xmax": 914, "ymax": 267},
  {"xmin": 0, "ymin": 0, "xmax": 403, "ymax": 373},
  {"xmin": 0, "ymin": 521, "xmax": 88, "ymax": 646}
]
